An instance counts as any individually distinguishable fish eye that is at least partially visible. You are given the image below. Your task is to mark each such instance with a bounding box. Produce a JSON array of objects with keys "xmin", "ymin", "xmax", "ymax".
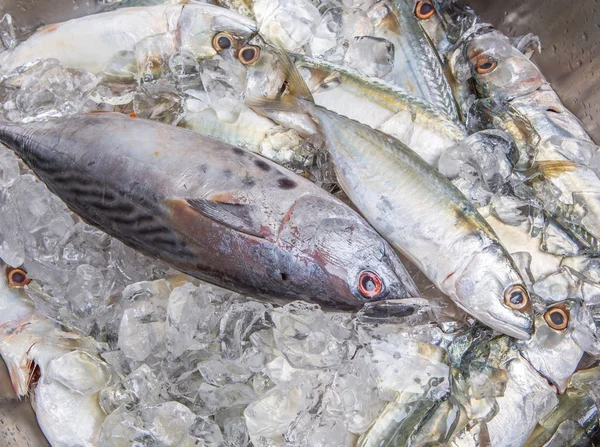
[
  {"xmin": 504, "ymin": 284, "xmax": 529, "ymax": 311},
  {"xmin": 7, "ymin": 267, "xmax": 31, "ymax": 287},
  {"xmin": 475, "ymin": 56, "xmax": 498, "ymax": 74},
  {"xmin": 212, "ymin": 32, "xmax": 234, "ymax": 52},
  {"xmin": 544, "ymin": 305, "xmax": 569, "ymax": 331},
  {"xmin": 358, "ymin": 270, "xmax": 383, "ymax": 299},
  {"xmin": 238, "ymin": 45, "xmax": 260, "ymax": 65},
  {"xmin": 415, "ymin": 1, "xmax": 436, "ymax": 19}
]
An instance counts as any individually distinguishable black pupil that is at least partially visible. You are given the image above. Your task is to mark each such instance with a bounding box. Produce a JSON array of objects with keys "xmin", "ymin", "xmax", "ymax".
[
  {"xmin": 241, "ymin": 48, "xmax": 256, "ymax": 62},
  {"xmin": 218, "ymin": 36, "xmax": 231, "ymax": 49},
  {"xmin": 510, "ymin": 291, "xmax": 523, "ymax": 305},
  {"xmin": 550, "ymin": 311, "xmax": 564, "ymax": 326},
  {"xmin": 12, "ymin": 272, "xmax": 25, "ymax": 284},
  {"xmin": 420, "ymin": 3, "xmax": 434, "ymax": 14},
  {"xmin": 479, "ymin": 61, "xmax": 493, "ymax": 70},
  {"xmin": 361, "ymin": 275, "xmax": 376, "ymax": 292}
]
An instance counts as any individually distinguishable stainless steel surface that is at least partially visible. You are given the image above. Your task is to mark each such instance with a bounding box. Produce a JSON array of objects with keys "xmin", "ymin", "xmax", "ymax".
[
  {"xmin": 459, "ymin": 0, "xmax": 600, "ymax": 144},
  {"xmin": 0, "ymin": 357, "xmax": 50, "ymax": 447}
]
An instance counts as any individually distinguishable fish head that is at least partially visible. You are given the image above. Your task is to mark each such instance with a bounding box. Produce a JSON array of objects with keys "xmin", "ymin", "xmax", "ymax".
[
  {"xmin": 280, "ymin": 197, "xmax": 418, "ymax": 308},
  {"xmin": 178, "ymin": 3, "xmax": 257, "ymax": 60},
  {"xmin": 465, "ymin": 30, "xmax": 545, "ymax": 101},
  {"xmin": 517, "ymin": 300, "xmax": 583, "ymax": 392},
  {"xmin": 313, "ymin": 216, "xmax": 419, "ymax": 306},
  {"xmin": 451, "ymin": 243, "xmax": 534, "ymax": 340},
  {"xmin": 410, "ymin": 0, "xmax": 448, "ymax": 49}
]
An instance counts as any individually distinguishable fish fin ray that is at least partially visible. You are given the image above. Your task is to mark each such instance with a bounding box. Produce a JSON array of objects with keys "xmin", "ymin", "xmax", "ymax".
[
  {"xmin": 534, "ymin": 160, "xmax": 580, "ymax": 178},
  {"xmin": 186, "ymin": 196, "xmax": 271, "ymax": 239}
]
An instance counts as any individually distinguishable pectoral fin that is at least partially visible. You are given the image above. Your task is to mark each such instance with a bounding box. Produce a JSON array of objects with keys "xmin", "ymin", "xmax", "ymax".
[{"xmin": 167, "ymin": 193, "xmax": 272, "ymax": 239}]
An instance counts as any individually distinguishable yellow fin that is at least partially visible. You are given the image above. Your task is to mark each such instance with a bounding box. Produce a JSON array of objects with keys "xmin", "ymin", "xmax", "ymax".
[{"xmin": 533, "ymin": 160, "xmax": 580, "ymax": 178}]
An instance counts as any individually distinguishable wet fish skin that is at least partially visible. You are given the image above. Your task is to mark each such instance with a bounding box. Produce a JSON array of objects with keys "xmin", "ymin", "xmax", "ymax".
[
  {"xmin": 0, "ymin": 112, "xmax": 418, "ymax": 309},
  {"xmin": 369, "ymin": 0, "xmax": 459, "ymax": 120},
  {"xmin": 293, "ymin": 53, "xmax": 467, "ymax": 165},
  {"xmin": 0, "ymin": 263, "xmax": 109, "ymax": 446},
  {"xmin": 0, "ymin": 3, "xmax": 257, "ymax": 76}
]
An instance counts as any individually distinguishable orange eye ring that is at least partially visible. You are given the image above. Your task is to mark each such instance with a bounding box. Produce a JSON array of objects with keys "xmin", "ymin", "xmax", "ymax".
[
  {"xmin": 504, "ymin": 284, "xmax": 529, "ymax": 312},
  {"xmin": 544, "ymin": 305, "xmax": 569, "ymax": 331},
  {"xmin": 475, "ymin": 56, "xmax": 498, "ymax": 74},
  {"xmin": 212, "ymin": 32, "xmax": 234, "ymax": 52},
  {"xmin": 358, "ymin": 270, "xmax": 383, "ymax": 298},
  {"xmin": 415, "ymin": 1, "xmax": 436, "ymax": 19},
  {"xmin": 7, "ymin": 267, "xmax": 31, "ymax": 287},
  {"xmin": 238, "ymin": 45, "xmax": 260, "ymax": 65}
]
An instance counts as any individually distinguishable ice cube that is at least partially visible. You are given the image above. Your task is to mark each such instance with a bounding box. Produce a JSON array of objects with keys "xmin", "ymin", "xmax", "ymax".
[
  {"xmin": 14, "ymin": 59, "xmax": 98, "ymax": 121},
  {"xmin": 323, "ymin": 366, "xmax": 384, "ymax": 434},
  {"xmin": 0, "ymin": 14, "xmax": 16, "ymax": 51},
  {"xmin": 0, "ymin": 190, "xmax": 25, "ymax": 267},
  {"xmin": 286, "ymin": 409, "xmax": 351, "ymax": 447},
  {"xmin": 368, "ymin": 334, "xmax": 449, "ymax": 401},
  {"xmin": 118, "ymin": 301, "xmax": 166, "ymax": 362},
  {"xmin": 490, "ymin": 195, "xmax": 529, "ymax": 226},
  {"xmin": 344, "ymin": 36, "xmax": 394, "ymax": 78},
  {"xmin": 244, "ymin": 382, "xmax": 307, "ymax": 439},
  {"xmin": 197, "ymin": 383, "xmax": 258, "ymax": 415},
  {"xmin": 166, "ymin": 282, "xmax": 204, "ymax": 357},
  {"xmin": 541, "ymin": 220, "xmax": 582, "ymax": 256},
  {"xmin": 140, "ymin": 402, "xmax": 196, "ymax": 445},
  {"xmin": 98, "ymin": 406, "xmax": 143, "ymax": 447},
  {"xmin": 189, "ymin": 417, "xmax": 225, "ymax": 445},
  {"xmin": 133, "ymin": 79, "xmax": 183, "ymax": 124},
  {"xmin": 224, "ymin": 417, "xmax": 250, "ymax": 447},
  {"xmin": 0, "ymin": 145, "xmax": 19, "ymax": 188},
  {"xmin": 66, "ymin": 264, "xmax": 108, "ymax": 316},
  {"xmin": 254, "ymin": 0, "xmax": 321, "ymax": 51},
  {"xmin": 197, "ymin": 358, "xmax": 253, "ymax": 386},
  {"xmin": 47, "ymin": 350, "xmax": 112, "ymax": 395},
  {"xmin": 99, "ymin": 364, "xmax": 162, "ymax": 414},
  {"xmin": 532, "ymin": 268, "xmax": 582, "ymax": 304},
  {"xmin": 271, "ymin": 301, "xmax": 356, "ymax": 369},
  {"xmin": 199, "ymin": 56, "xmax": 247, "ymax": 123},
  {"xmin": 134, "ymin": 34, "xmax": 175, "ymax": 82},
  {"xmin": 220, "ymin": 301, "xmax": 270, "ymax": 359}
]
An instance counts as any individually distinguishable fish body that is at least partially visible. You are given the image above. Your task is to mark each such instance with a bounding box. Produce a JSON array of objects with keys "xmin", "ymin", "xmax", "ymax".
[
  {"xmin": 0, "ymin": 3, "xmax": 257, "ymax": 76},
  {"xmin": 0, "ymin": 265, "xmax": 109, "ymax": 446},
  {"xmin": 295, "ymin": 54, "xmax": 466, "ymax": 165},
  {"xmin": 0, "ymin": 112, "xmax": 417, "ymax": 309},
  {"xmin": 299, "ymin": 101, "xmax": 532, "ymax": 338},
  {"xmin": 463, "ymin": 30, "xmax": 600, "ymax": 253},
  {"xmin": 369, "ymin": 1, "xmax": 459, "ymax": 120}
]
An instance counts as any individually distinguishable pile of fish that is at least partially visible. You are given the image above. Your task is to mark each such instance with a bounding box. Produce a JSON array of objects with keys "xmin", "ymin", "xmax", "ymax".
[{"xmin": 0, "ymin": 0, "xmax": 598, "ymax": 445}]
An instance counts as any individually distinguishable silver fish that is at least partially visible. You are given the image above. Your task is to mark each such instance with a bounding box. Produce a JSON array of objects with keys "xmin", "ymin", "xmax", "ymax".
[
  {"xmin": 368, "ymin": 0, "xmax": 459, "ymax": 120},
  {"xmin": 0, "ymin": 112, "xmax": 418, "ymax": 309},
  {"xmin": 0, "ymin": 264, "xmax": 110, "ymax": 446},
  {"xmin": 250, "ymin": 60, "xmax": 533, "ymax": 339},
  {"xmin": 293, "ymin": 53, "xmax": 467, "ymax": 165},
  {"xmin": 463, "ymin": 30, "xmax": 600, "ymax": 254},
  {"xmin": 0, "ymin": 3, "xmax": 257, "ymax": 77}
]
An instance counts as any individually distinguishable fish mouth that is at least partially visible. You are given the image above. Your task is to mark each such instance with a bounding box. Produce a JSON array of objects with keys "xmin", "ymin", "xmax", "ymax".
[
  {"xmin": 497, "ymin": 323, "xmax": 533, "ymax": 341},
  {"xmin": 481, "ymin": 312, "xmax": 533, "ymax": 340}
]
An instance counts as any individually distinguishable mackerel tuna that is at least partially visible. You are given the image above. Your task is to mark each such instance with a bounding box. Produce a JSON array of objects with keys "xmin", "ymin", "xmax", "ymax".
[{"xmin": 0, "ymin": 112, "xmax": 418, "ymax": 309}]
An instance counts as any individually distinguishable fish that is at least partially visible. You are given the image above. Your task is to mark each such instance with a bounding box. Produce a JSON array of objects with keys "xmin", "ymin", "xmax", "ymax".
[
  {"xmin": 525, "ymin": 365, "xmax": 600, "ymax": 446},
  {"xmin": 368, "ymin": 0, "xmax": 459, "ymax": 120},
  {"xmin": 249, "ymin": 56, "xmax": 533, "ymax": 339},
  {"xmin": 0, "ymin": 3, "xmax": 257, "ymax": 77},
  {"xmin": 292, "ymin": 53, "xmax": 467, "ymax": 166},
  {"xmin": 462, "ymin": 30, "xmax": 600, "ymax": 254},
  {"xmin": 0, "ymin": 112, "xmax": 418, "ymax": 309},
  {"xmin": 0, "ymin": 264, "xmax": 110, "ymax": 446},
  {"xmin": 401, "ymin": 300, "xmax": 584, "ymax": 447}
]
